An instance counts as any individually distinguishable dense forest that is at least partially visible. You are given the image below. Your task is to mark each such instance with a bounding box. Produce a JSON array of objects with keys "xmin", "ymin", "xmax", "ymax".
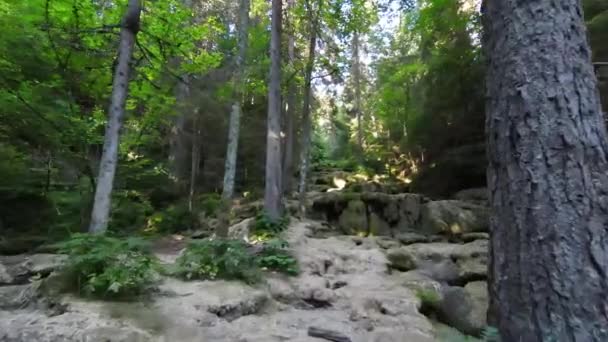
[{"xmin": 0, "ymin": 0, "xmax": 607, "ymax": 341}]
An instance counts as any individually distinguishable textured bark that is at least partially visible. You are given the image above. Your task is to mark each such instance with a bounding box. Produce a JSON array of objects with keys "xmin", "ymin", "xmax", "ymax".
[
  {"xmin": 222, "ymin": 0, "xmax": 250, "ymax": 200},
  {"xmin": 298, "ymin": 2, "xmax": 319, "ymax": 213},
  {"xmin": 168, "ymin": 76, "xmax": 191, "ymax": 192},
  {"xmin": 264, "ymin": 0, "xmax": 283, "ymax": 221},
  {"xmin": 89, "ymin": 0, "xmax": 141, "ymax": 234},
  {"xmin": 483, "ymin": 0, "xmax": 608, "ymax": 340},
  {"xmin": 282, "ymin": 0, "xmax": 296, "ymax": 195}
]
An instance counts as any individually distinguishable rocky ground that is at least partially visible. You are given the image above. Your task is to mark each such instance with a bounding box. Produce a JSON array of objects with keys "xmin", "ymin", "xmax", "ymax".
[{"xmin": 0, "ymin": 171, "xmax": 491, "ymax": 342}]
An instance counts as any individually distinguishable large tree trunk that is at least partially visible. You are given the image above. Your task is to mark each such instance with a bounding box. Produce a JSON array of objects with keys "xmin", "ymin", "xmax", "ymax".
[
  {"xmin": 89, "ymin": 0, "xmax": 141, "ymax": 234},
  {"xmin": 264, "ymin": 0, "xmax": 283, "ymax": 221},
  {"xmin": 222, "ymin": 0, "xmax": 250, "ymax": 200},
  {"xmin": 282, "ymin": 0, "xmax": 297, "ymax": 196},
  {"xmin": 483, "ymin": 0, "xmax": 608, "ymax": 340},
  {"xmin": 298, "ymin": 1, "xmax": 319, "ymax": 213}
]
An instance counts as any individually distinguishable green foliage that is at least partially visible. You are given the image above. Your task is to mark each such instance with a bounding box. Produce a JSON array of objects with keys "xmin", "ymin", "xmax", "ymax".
[
  {"xmin": 198, "ymin": 193, "xmax": 222, "ymax": 218},
  {"xmin": 174, "ymin": 239, "xmax": 260, "ymax": 284},
  {"xmin": 109, "ymin": 190, "xmax": 154, "ymax": 233},
  {"xmin": 256, "ymin": 239, "xmax": 299, "ymax": 275},
  {"xmin": 147, "ymin": 202, "xmax": 194, "ymax": 234},
  {"xmin": 251, "ymin": 211, "xmax": 290, "ymax": 241},
  {"xmin": 57, "ymin": 233, "xmax": 159, "ymax": 298},
  {"xmin": 415, "ymin": 288, "xmax": 441, "ymax": 308}
]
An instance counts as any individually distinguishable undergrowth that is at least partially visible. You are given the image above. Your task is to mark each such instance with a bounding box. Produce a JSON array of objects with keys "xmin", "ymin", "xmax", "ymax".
[
  {"xmin": 57, "ymin": 233, "xmax": 160, "ymax": 298},
  {"xmin": 250, "ymin": 212, "xmax": 290, "ymax": 241},
  {"xmin": 175, "ymin": 237, "xmax": 299, "ymax": 283},
  {"xmin": 174, "ymin": 239, "xmax": 261, "ymax": 284}
]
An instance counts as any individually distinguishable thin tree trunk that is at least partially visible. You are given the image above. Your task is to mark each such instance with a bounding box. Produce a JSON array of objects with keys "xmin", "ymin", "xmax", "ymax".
[
  {"xmin": 222, "ymin": 0, "xmax": 250, "ymax": 200},
  {"xmin": 483, "ymin": 0, "xmax": 608, "ymax": 340},
  {"xmin": 264, "ymin": 0, "xmax": 283, "ymax": 221},
  {"xmin": 352, "ymin": 31, "xmax": 363, "ymax": 154},
  {"xmin": 282, "ymin": 0, "xmax": 296, "ymax": 196},
  {"xmin": 189, "ymin": 113, "xmax": 201, "ymax": 212},
  {"xmin": 298, "ymin": 1, "xmax": 319, "ymax": 214},
  {"xmin": 89, "ymin": 0, "xmax": 141, "ymax": 234}
]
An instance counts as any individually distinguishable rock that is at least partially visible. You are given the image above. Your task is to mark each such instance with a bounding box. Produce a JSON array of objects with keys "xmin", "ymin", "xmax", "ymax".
[
  {"xmin": 453, "ymin": 188, "xmax": 488, "ymax": 203},
  {"xmin": 464, "ymin": 281, "xmax": 489, "ymax": 330},
  {"xmin": 420, "ymin": 200, "xmax": 489, "ymax": 235},
  {"xmin": 369, "ymin": 328, "xmax": 436, "ymax": 342},
  {"xmin": 387, "ymin": 240, "xmax": 488, "ymax": 284},
  {"xmin": 438, "ymin": 283, "xmax": 488, "ymax": 336},
  {"xmin": 0, "ymin": 284, "xmax": 38, "ymax": 310},
  {"xmin": 308, "ymin": 326, "xmax": 351, "ymax": 342},
  {"xmin": 386, "ymin": 248, "xmax": 417, "ymax": 271},
  {"xmin": 338, "ymin": 200, "xmax": 368, "ymax": 235},
  {"xmin": 395, "ymin": 232, "xmax": 431, "ymax": 245},
  {"xmin": 228, "ymin": 217, "xmax": 254, "ymax": 240},
  {"xmin": 0, "ymin": 254, "xmax": 66, "ymax": 285},
  {"xmin": 369, "ymin": 212, "xmax": 391, "ymax": 236},
  {"xmin": 0, "ymin": 311, "xmax": 151, "ymax": 342},
  {"xmin": 295, "ymin": 276, "xmax": 335, "ymax": 308},
  {"xmin": 460, "ymin": 232, "xmax": 489, "ymax": 242},
  {"xmin": 207, "ymin": 290, "xmax": 268, "ymax": 321},
  {"xmin": 374, "ymin": 237, "xmax": 400, "ymax": 250}
]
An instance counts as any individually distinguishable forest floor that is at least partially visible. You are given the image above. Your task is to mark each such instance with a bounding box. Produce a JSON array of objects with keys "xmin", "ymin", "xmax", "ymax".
[{"xmin": 0, "ymin": 216, "xmax": 488, "ymax": 341}]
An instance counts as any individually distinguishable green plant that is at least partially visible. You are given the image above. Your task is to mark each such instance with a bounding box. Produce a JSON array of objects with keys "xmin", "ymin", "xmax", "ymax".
[
  {"xmin": 251, "ymin": 212, "xmax": 290, "ymax": 241},
  {"xmin": 256, "ymin": 239, "xmax": 299, "ymax": 276},
  {"xmin": 480, "ymin": 327, "xmax": 500, "ymax": 342},
  {"xmin": 198, "ymin": 193, "xmax": 222, "ymax": 218},
  {"xmin": 174, "ymin": 239, "xmax": 260, "ymax": 283},
  {"xmin": 57, "ymin": 234, "xmax": 159, "ymax": 298},
  {"xmin": 147, "ymin": 202, "xmax": 195, "ymax": 234},
  {"xmin": 416, "ymin": 288, "xmax": 441, "ymax": 311}
]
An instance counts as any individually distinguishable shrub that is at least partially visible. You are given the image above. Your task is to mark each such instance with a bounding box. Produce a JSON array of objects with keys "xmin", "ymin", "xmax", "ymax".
[
  {"xmin": 174, "ymin": 239, "xmax": 260, "ymax": 284},
  {"xmin": 57, "ymin": 233, "xmax": 159, "ymax": 298},
  {"xmin": 256, "ymin": 239, "xmax": 299, "ymax": 276},
  {"xmin": 198, "ymin": 193, "xmax": 222, "ymax": 218},
  {"xmin": 251, "ymin": 212, "xmax": 290, "ymax": 241},
  {"xmin": 147, "ymin": 202, "xmax": 194, "ymax": 234}
]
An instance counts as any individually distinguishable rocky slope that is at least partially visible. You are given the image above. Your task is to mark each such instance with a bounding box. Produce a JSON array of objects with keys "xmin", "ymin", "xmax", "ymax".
[{"xmin": 0, "ymin": 182, "xmax": 491, "ymax": 341}]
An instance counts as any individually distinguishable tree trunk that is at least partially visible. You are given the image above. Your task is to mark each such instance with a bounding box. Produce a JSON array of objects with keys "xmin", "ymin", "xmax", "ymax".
[
  {"xmin": 483, "ymin": 0, "xmax": 608, "ymax": 340},
  {"xmin": 298, "ymin": 1, "xmax": 319, "ymax": 213},
  {"xmin": 264, "ymin": 0, "xmax": 283, "ymax": 221},
  {"xmin": 222, "ymin": 0, "xmax": 250, "ymax": 200},
  {"xmin": 89, "ymin": 0, "xmax": 141, "ymax": 234},
  {"xmin": 352, "ymin": 31, "xmax": 363, "ymax": 154},
  {"xmin": 282, "ymin": 0, "xmax": 297, "ymax": 196},
  {"xmin": 189, "ymin": 112, "xmax": 201, "ymax": 213}
]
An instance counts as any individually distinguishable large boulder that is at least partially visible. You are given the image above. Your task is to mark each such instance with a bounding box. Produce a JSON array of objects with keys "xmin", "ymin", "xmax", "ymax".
[
  {"xmin": 309, "ymin": 192, "xmax": 428, "ymax": 236},
  {"xmin": 387, "ymin": 240, "xmax": 488, "ymax": 285},
  {"xmin": 420, "ymin": 200, "xmax": 489, "ymax": 235},
  {"xmin": 437, "ymin": 282, "xmax": 488, "ymax": 336}
]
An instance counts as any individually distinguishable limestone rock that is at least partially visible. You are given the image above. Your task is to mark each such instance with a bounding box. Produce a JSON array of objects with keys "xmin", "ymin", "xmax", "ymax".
[
  {"xmin": 387, "ymin": 240, "xmax": 488, "ymax": 284},
  {"xmin": 228, "ymin": 217, "xmax": 254, "ymax": 240},
  {"xmin": 0, "ymin": 254, "xmax": 66, "ymax": 285},
  {"xmin": 338, "ymin": 200, "xmax": 368, "ymax": 235},
  {"xmin": 438, "ymin": 283, "xmax": 488, "ymax": 336},
  {"xmin": 453, "ymin": 188, "xmax": 488, "ymax": 204},
  {"xmin": 420, "ymin": 200, "xmax": 489, "ymax": 235}
]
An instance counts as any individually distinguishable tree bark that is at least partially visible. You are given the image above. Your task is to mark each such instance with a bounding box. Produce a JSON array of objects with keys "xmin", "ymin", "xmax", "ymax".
[
  {"xmin": 222, "ymin": 0, "xmax": 250, "ymax": 200},
  {"xmin": 483, "ymin": 0, "xmax": 608, "ymax": 340},
  {"xmin": 298, "ymin": 0, "xmax": 319, "ymax": 213},
  {"xmin": 264, "ymin": 0, "xmax": 283, "ymax": 221},
  {"xmin": 89, "ymin": 0, "xmax": 141, "ymax": 234},
  {"xmin": 282, "ymin": 0, "xmax": 297, "ymax": 196},
  {"xmin": 189, "ymin": 112, "xmax": 201, "ymax": 212}
]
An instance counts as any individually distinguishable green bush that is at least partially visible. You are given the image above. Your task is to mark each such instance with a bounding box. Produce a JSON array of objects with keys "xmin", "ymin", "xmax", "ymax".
[
  {"xmin": 256, "ymin": 239, "xmax": 299, "ymax": 275},
  {"xmin": 147, "ymin": 202, "xmax": 194, "ymax": 234},
  {"xmin": 174, "ymin": 239, "xmax": 260, "ymax": 284},
  {"xmin": 198, "ymin": 193, "xmax": 222, "ymax": 218},
  {"xmin": 109, "ymin": 190, "xmax": 154, "ymax": 233},
  {"xmin": 57, "ymin": 233, "xmax": 159, "ymax": 298},
  {"xmin": 251, "ymin": 212, "xmax": 290, "ymax": 241}
]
